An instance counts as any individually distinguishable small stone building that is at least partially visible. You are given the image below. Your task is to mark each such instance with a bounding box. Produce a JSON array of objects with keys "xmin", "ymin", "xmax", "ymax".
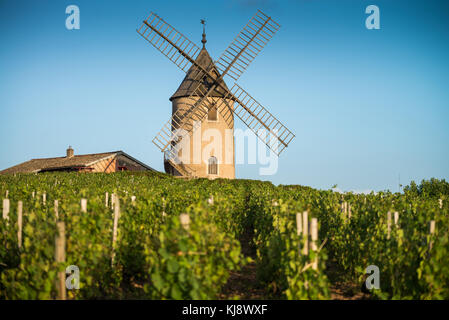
[{"xmin": 0, "ymin": 147, "xmax": 155, "ymax": 174}]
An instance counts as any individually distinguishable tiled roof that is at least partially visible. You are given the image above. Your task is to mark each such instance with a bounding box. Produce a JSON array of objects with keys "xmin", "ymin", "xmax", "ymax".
[{"xmin": 0, "ymin": 151, "xmax": 138, "ymax": 174}]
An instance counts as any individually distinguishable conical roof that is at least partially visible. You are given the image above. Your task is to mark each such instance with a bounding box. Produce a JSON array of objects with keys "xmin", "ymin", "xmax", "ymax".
[{"xmin": 170, "ymin": 48, "xmax": 230, "ymax": 101}]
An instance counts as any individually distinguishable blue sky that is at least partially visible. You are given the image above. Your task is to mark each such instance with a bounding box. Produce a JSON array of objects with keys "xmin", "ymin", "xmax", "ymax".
[{"xmin": 0, "ymin": 0, "xmax": 448, "ymax": 192}]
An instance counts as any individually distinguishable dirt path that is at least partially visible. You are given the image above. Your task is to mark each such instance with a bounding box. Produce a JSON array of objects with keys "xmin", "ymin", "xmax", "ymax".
[
  {"xmin": 326, "ymin": 259, "xmax": 371, "ymax": 300},
  {"xmin": 330, "ymin": 282, "xmax": 370, "ymax": 300},
  {"xmin": 221, "ymin": 258, "xmax": 370, "ymax": 300},
  {"xmin": 219, "ymin": 261, "xmax": 266, "ymax": 299},
  {"xmin": 220, "ymin": 229, "xmax": 371, "ymax": 300},
  {"xmin": 219, "ymin": 227, "xmax": 268, "ymax": 299}
]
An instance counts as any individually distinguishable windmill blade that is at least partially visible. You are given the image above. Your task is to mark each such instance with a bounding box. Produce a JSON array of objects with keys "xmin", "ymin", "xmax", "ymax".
[
  {"xmin": 152, "ymin": 80, "xmax": 221, "ymax": 152},
  {"xmin": 138, "ymin": 12, "xmax": 222, "ymax": 150},
  {"xmin": 154, "ymin": 82, "xmax": 295, "ymax": 156},
  {"xmin": 164, "ymin": 146, "xmax": 196, "ymax": 177},
  {"xmin": 220, "ymin": 83, "xmax": 295, "ymax": 156},
  {"xmin": 215, "ymin": 10, "xmax": 280, "ymax": 82},
  {"xmin": 138, "ymin": 13, "xmax": 231, "ymax": 152},
  {"xmin": 144, "ymin": 10, "xmax": 291, "ymax": 156},
  {"xmin": 137, "ymin": 12, "xmax": 201, "ymax": 72}
]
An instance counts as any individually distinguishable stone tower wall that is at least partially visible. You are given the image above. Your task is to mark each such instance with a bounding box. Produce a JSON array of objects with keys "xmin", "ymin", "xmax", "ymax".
[{"xmin": 171, "ymin": 96, "xmax": 235, "ymax": 179}]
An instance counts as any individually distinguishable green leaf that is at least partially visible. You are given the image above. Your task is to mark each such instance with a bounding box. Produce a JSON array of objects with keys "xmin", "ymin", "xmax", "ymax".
[
  {"xmin": 170, "ymin": 284, "xmax": 182, "ymax": 300},
  {"xmin": 151, "ymin": 272, "xmax": 164, "ymax": 291},
  {"xmin": 167, "ymin": 259, "xmax": 179, "ymax": 273}
]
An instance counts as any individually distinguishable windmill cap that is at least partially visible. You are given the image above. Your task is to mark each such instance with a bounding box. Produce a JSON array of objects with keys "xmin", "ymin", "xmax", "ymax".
[{"xmin": 170, "ymin": 48, "xmax": 230, "ymax": 101}]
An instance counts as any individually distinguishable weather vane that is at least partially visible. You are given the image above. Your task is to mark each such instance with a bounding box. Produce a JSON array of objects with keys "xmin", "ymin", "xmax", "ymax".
[{"xmin": 201, "ymin": 19, "xmax": 206, "ymax": 48}]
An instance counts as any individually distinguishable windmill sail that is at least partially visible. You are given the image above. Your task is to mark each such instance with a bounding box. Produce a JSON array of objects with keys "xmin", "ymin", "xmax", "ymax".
[
  {"xmin": 154, "ymin": 81, "xmax": 295, "ymax": 157},
  {"xmin": 219, "ymin": 84, "xmax": 295, "ymax": 156},
  {"xmin": 215, "ymin": 10, "xmax": 280, "ymax": 82},
  {"xmin": 146, "ymin": 11, "xmax": 285, "ymax": 153},
  {"xmin": 137, "ymin": 13, "xmax": 201, "ymax": 72},
  {"xmin": 152, "ymin": 48, "xmax": 226, "ymax": 152},
  {"xmin": 136, "ymin": 13, "xmax": 226, "ymax": 153},
  {"xmin": 137, "ymin": 10, "xmax": 294, "ymax": 176}
]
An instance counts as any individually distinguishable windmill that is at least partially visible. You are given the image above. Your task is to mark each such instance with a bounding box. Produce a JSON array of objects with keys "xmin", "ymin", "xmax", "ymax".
[{"xmin": 137, "ymin": 10, "xmax": 295, "ymax": 178}]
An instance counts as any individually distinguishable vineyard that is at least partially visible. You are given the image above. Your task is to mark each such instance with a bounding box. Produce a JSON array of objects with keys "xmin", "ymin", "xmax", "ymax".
[{"xmin": 0, "ymin": 172, "xmax": 448, "ymax": 300}]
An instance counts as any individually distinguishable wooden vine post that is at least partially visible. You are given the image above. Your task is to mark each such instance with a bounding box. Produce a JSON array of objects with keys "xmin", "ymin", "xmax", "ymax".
[
  {"xmin": 111, "ymin": 193, "xmax": 115, "ymax": 211},
  {"xmin": 80, "ymin": 199, "xmax": 87, "ymax": 213},
  {"xmin": 387, "ymin": 211, "xmax": 392, "ymax": 239},
  {"xmin": 2, "ymin": 198, "xmax": 9, "ymax": 221},
  {"xmin": 180, "ymin": 213, "xmax": 190, "ymax": 230},
  {"xmin": 310, "ymin": 218, "xmax": 318, "ymax": 270},
  {"xmin": 439, "ymin": 199, "xmax": 443, "ymax": 209},
  {"xmin": 17, "ymin": 201, "xmax": 23, "ymax": 248},
  {"xmin": 428, "ymin": 220, "xmax": 436, "ymax": 253},
  {"xmin": 394, "ymin": 211, "xmax": 399, "ymax": 226},
  {"xmin": 341, "ymin": 201, "xmax": 349, "ymax": 221},
  {"xmin": 111, "ymin": 196, "xmax": 120, "ymax": 266},
  {"xmin": 43, "ymin": 193, "xmax": 46, "ymax": 205},
  {"xmin": 208, "ymin": 195, "xmax": 214, "ymax": 205},
  {"xmin": 54, "ymin": 200, "xmax": 59, "ymax": 221},
  {"xmin": 302, "ymin": 211, "xmax": 309, "ymax": 255},
  {"xmin": 162, "ymin": 197, "xmax": 167, "ymax": 218},
  {"xmin": 296, "ymin": 212, "xmax": 302, "ymax": 236},
  {"xmin": 55, "ymin": 221, "xmax": 66, "ymax": 300},
  {"xmin": 105, "ymin": 192, "xmax": 109, "ymax": 207},
  {"xmin": 296, "ymin": 212, "xmax": 303, "ymax": 256}
]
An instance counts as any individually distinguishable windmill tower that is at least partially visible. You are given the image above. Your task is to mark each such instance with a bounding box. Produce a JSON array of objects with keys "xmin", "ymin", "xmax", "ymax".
[
  {"xmin": 137, "ymin": 10, "xmax": 295, "ymax": 178},
  {"xmin": 167, "ymin": 20, "xmax": 235, "ymax": 178}
]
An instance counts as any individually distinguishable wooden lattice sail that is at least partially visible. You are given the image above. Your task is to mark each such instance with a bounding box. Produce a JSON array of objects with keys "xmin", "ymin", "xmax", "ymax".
[{"xmin": 137, "ymin": 10, "xmax": 295, "ymax": 177}]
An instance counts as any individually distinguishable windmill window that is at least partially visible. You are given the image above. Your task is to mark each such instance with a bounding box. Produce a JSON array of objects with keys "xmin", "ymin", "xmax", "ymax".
[
  {"xmin": 208, "ymin": 156, "xmax": 218, "ymax": 175},
  {"xmin": 208, "ymin": 106, "xmax": 218, "ymax": 121}
]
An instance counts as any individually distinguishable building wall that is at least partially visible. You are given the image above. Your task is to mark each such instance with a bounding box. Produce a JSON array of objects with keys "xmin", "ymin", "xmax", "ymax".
[
  {"xmin": 91, "ymin": 155, "xmax": 149, "ymax": 173},
  {"xmin": 91, "ymin": 157, "xmax": 117, "ymax": 173},
  {"xmin": 170, "ymin": 96, "xmax": 235, "ymax": 179},
  {"xmin": 115, "ymin": 154, "xmax": 149, "ymax": 171}
]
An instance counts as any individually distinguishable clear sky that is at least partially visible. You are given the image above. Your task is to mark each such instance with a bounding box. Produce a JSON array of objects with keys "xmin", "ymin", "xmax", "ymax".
[{"xmin": 1, "ymin": 0, "xmax": 448, "ymax": 192}]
